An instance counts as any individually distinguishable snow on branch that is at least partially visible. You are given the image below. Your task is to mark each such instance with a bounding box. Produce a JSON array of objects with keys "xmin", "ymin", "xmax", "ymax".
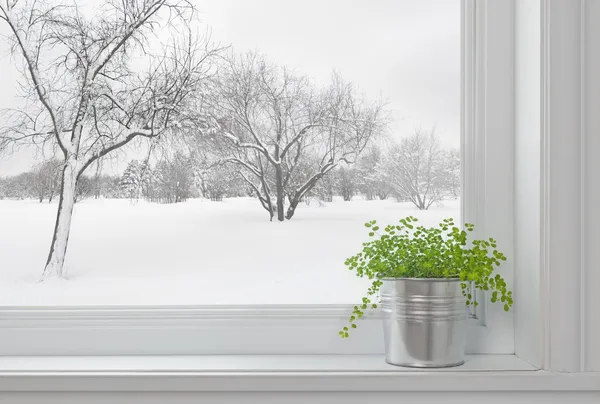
[{"xmin": 198, "ymin": 50, "xmax": 388, "ymax": 221}]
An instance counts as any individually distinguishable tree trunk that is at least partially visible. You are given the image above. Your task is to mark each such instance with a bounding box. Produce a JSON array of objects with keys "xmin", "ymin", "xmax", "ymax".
[
  {"xmin": 285, "ymin": 172, "xmax": 329, "ymax": 220},
  {"xmin": 42, "ymin": 160, "xmax": 77, "ymax": 280},
  {"xmin": 285, "ymin": 199, "xmax": 299, "ymax": 220},
  {"xmin": 275, "ymin": 166, "xmax": 285, "ymax": 222}
]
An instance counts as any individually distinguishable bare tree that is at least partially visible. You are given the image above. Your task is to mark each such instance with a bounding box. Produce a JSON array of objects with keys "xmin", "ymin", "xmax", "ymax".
[
  {"xmin": 204, "ymin": 52, "xmax": 387, "ymax": 221},
  {"xmin": 158, "ymin": 153, "xmax": 193, "ymax": 203},
  {"xmin": 187, "ymin": 148, "xmax": 244, "ymax": 201},
  {"xmin": 444, "ymin": 148, "xmax": 461, "ymax": 199},
  {"xmin": 0, "ymin": 0, "xmax": 220, "ymax": 279},
  {"xmin": 196, "ymin": 163, "xmax": 240, "ymax": 201},
  {"xmin": 31, "ymin": 166, "xmax": 48, "ymax": 203},
  {"xmin": 310, "ymin": 170, "xmax": 335, "ymax": 203},
  {"xmin": 88, "ymin": 173, "xmax": 121, "ymax": 199},
  {"xmin": 381, "ymin": 128, "xmax": 460, "ymax": 210},
  {"xmin": 90, "ymin": 160, "xmax": 103, "ymax": 200},
  {"xmin": 74, "ymin": 174, "xmax": 93, "ymax": 203},
  {"xmin": 31, "ymin": 158, "xmax": 61, "ymax": 202},
  {"xmin": 1, "ymin": 171, "xmax": 34, "ymax": 199},
  {"xmin": 356, "ymin": 145, "xmax": 392, "ymax": 200},
  {"xmin": 334, "ymin": 165, "xmax": 358, "ymax": 202}
]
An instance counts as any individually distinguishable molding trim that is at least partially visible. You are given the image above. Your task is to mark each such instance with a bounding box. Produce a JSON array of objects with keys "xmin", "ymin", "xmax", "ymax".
[
  {"xmin": 539, "ymin": 0, "xmax": 586, "ymax": 372},
  {"xmin": 0, "ymin": 304, "xmax": 384, "ymax": 324},
  {"xmin": 579, "ymin": 0, "xmax": 587, "ymax": 374},
  {"xmin": 461, "ymin": 0, "xmax": 485, "ymax": 322},
  {"xmin": 0, "ymin": 305, "xmax": 494, "ymax": 356},
  {"xmin": 0, "ymin": 370, "xmax": 598, "ymax": 393},
  {"xmin": 582, "ymin": 0, "xmax": 600, "ymax": 372},
  {"xmin": 514, "ymin": 0, "xmax": 543, "ymax": 369},
  {"xmin": 540, "ymin": 0, "xmax": 552, "ymax": 372},
  {"xmin": 462, "ymin": 0, "xmax": 515, "ymax": 351}
]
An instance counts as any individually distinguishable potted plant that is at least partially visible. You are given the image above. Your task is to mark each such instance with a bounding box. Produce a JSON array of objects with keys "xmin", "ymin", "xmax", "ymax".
[{"xmin": 340, "ymin": 216, "xmax": 513, "ymax": 368}]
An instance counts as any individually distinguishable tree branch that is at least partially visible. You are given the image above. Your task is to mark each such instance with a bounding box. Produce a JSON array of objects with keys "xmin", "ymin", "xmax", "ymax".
[
  {"xmin": 77, "ymin": 127, "xmax": 155, "ymax": 179},
  {"xmin": 0, "ymin": 3, "xmax": 71, "ymax": 155}
]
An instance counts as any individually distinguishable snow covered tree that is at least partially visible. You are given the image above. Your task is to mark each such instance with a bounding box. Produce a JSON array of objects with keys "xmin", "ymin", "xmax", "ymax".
[
  {"xmin": 31, "ymin": 159, "xmax": 62, "ymax": 203},
  {"xmin": 31, "ymin": 166, "xmax": 48, "ymax": 203},
  {"xmin": 205, "ymin": 52, "xmax": 387, "ymax": 221},
  {"xmin": 310, "ymin": 171, "xmax": 335, "ymax": 203},
  {"xmin": 380, "ymin": 129, "xmax": 460, "ymax": 210},
  {"xmin": 443, "ymin": 148, "xmax": 461, "ymax": 199},
  {"xmin": 334, "ymin": 166, "xmax": 358, "ymax": 201},
  {"xmin": 196, "ymin": 163, "xmax": 240, "ymax": 201},
  {"xmin": 119, "ymin": 160, "xmax": 143, "ymax": 200},
  {"xmin": 3, "ymin": 172, "xmax": 35, "ymax": 199},
  {"xmin": 355, "ymin": 146, "xmax": 392, "ymax": 200},
  {"xmin": 75, "ymin": 175, "xmax": 93, "ymax": 203},
  {"xmin": 139, "ymin": 165, "xmax": 156, "ymax": 202},
  {"xmin": 0, "ymin": 0, "xmax": 220, "ymax": 279},
  {"xmin": 155, "ymin": 152, "xmax": 194, "ymax": 203},
  {"xmin": 88, "ymin": 174, "xmax": 121, "ymax": 199}
]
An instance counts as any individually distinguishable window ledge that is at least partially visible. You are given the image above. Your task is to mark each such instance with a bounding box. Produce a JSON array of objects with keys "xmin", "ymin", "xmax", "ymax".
[{"xmin": 0, "ymin": 354, "xmax": 598, "ymax": 392}]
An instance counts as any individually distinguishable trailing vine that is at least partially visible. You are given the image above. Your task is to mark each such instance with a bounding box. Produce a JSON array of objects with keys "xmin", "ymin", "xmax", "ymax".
[{"xmin": 339, "ymin": 216, "xmax": 512, "ymax": 338}]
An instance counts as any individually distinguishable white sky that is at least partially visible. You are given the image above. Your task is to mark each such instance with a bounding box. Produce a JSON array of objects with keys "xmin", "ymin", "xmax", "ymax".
[{"xmin": 0, "ymin": 0, "xmax": 460, "ymax": 176}]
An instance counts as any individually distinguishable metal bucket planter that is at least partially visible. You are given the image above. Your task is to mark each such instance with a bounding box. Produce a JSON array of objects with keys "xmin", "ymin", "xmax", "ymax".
[{"xmin": 380, "ymin": 278, "xmax": 468, "ymax": 368}]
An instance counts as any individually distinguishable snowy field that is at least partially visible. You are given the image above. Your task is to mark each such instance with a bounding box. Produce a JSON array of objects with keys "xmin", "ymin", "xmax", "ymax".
[{"xmin": 0, "ymin": 197, "xmax": 460, "ymax": 306}]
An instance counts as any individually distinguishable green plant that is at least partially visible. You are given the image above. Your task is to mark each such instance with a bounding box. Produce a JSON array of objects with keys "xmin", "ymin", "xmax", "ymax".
[{"xmin": 339, "ymin": 216, "xmax": 512, "ymax": 338}]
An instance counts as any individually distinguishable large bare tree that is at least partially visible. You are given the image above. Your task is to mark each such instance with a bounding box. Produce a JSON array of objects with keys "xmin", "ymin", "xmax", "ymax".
[
  {"xmin": 0, "ymin": 0, "xmax": 219, "ymax": 279},
  {"xmin": 381, "ymin": 128, "xmax": 460, "ymax": 210},
  {"xmin": 205, "ymin": 53, "xmax": 387, "ymax": 221}
]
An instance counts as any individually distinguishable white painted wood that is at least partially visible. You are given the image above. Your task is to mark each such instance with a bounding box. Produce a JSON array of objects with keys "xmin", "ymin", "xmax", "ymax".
[
  {"xmin": 461, "ymin": 0, "xmax": 515, "ymax": 354},
  {"xmin": 0, "ymin": 305, "xmax": 500, "ymax": 355},
  {"xmin": 511, "ymin": 0, "xmax": 600, "ymax": 373},
  {"xmin": 514, "ymin": 0, "xmax": 542, "ymax": 369},
  {"xmin": 0, "ymin": 367, "xmax": 598, "ymax": 393},
  {"xmin": 583, "ymin": 0, "xmax": 600, "ymax": 372},
  {"xmin": 0, "ymin": 354, "xmax": 535, "ymax": 373},
  {"xmin": 461, "ymin": 0, "xmax": 487, "ymax": 324},
  {"xmin": 1, "ymin": 392, "xmax": 600, "ymax": 404},
  {"xmin": 0, "ymin": 355, "xmax": 595, "ymax": 404},
  {"xmin": 539, "ymin": 0, "xmax": 585, "ymax": 373}
]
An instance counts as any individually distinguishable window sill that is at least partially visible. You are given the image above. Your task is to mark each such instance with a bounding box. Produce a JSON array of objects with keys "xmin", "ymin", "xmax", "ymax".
[{"xmin": 0, "ymin": 354, "xmax": 598, "ymax": 393}]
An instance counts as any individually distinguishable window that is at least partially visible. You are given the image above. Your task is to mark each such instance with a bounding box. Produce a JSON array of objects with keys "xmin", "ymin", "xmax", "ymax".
[{"xmin": 0, "ymin": 0, "xmax": 515, "ymax": 356}]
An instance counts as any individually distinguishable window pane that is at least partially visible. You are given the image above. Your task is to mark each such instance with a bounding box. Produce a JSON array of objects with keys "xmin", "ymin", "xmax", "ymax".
[{"xmin": 0, "ymin": 0, "xmax": 461, "ymax": 305}]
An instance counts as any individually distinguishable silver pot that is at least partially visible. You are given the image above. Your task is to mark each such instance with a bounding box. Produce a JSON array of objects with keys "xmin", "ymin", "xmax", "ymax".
[{"xmin": 381, "ymin": 278, "xmax": 468, "ymax": 368}]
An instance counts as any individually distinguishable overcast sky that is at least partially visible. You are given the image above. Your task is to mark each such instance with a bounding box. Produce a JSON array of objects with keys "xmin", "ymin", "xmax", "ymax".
[{"xmin": 0, "ymin": 0, "xmax": 460, "ymax": 176}]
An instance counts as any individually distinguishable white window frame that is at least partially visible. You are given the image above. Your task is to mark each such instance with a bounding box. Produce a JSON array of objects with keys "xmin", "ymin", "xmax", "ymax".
[
  {"xmin": 0, "ymin": 0, "xmax": 515, "ymax": 357},
  {"xmin": 1, "ymin": 0, "xmax": 597, "ymax": 373}
]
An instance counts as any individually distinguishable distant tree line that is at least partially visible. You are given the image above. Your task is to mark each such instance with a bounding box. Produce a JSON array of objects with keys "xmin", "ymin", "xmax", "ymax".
[
  {"xmin": 0, "ymin": 158, "xmax": 121, "ymax": 203},
  {"xmin": 118, "ymin": 153, "xmax": 196, "ymax": 204},
  {"xmin": 303, "ymin": 129, "xmax": 459, "ymax": 209},
  {"xmin": 0, "ymin": 129, "xmax": 460, "ymax": 210}
]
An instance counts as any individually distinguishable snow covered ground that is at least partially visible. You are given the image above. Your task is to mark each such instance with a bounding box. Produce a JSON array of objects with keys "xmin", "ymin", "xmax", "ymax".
[{"xmin": 0, "ymin": 197, "xmax": 460, "ymax": 306}]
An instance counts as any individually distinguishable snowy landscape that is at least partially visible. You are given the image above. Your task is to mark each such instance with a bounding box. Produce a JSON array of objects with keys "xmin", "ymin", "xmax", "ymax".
[
  {"xmin": 0, "ymin": 197, "xmax": 459, "ymax": 305},
  {"xmin": 0, "ymin": 0, "xmax": 460, "ymax": 306}
]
